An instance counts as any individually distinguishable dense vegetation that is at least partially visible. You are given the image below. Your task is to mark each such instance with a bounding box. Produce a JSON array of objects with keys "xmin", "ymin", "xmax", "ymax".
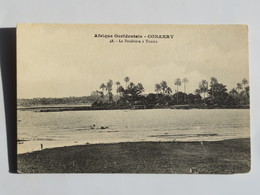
[
  {"xmin": 17, "ymin": 96, "xmax": 94, "ymax": 107},
  {"xmin": 92, "ymin": 76, "xmax": 249, "ymax": 109},
  {"xmin": 18, "ymin": 76, "xmax": 249, "ymax": 109}
]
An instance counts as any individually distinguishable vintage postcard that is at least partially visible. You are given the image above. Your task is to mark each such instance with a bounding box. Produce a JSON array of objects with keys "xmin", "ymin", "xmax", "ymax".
[{"xmin": 17, "ymin": 24, "xmax": 250, "ymax": 173}]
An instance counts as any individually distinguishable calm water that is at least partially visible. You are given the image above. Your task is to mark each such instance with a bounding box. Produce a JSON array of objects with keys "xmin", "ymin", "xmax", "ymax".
[{"xmin": 17, "ymin": 109, "xmax": 250, "ymax": 154}]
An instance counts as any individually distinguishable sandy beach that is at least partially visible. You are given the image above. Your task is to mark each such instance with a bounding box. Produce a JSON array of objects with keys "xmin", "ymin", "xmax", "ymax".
[{"xmin": 17, "ymin": 138, "xmax": 250, "ymax": 174}]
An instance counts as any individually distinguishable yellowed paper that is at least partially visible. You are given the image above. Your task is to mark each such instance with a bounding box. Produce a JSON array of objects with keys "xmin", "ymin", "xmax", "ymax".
[{"xmin": 17, "ymin": 24, "xmax": 250, "ymax": 174}]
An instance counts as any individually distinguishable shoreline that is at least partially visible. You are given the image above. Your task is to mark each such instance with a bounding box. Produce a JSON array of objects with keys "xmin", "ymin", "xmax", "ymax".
[
  {"xmin": 17, "ymin": 137, "xmax": 249, "ymax": 155},
  {"xmin": 17, "ymin": 105, "xmax": 250, "ymax": 112},
  {"xmin": 17, "ymin": 138, "xmax": 251, "ymax": 174}
]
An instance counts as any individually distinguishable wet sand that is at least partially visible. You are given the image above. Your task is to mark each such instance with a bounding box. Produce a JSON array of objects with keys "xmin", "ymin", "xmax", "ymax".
[{"xmin": 17, "ymin": 138, "xmax": 250, "ymax": 174}]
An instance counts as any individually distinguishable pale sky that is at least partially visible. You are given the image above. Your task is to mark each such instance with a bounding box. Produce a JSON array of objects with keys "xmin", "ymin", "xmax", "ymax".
[{"xmin": 17, "ymin": 24, "xmax": 249, "ymax": 98}]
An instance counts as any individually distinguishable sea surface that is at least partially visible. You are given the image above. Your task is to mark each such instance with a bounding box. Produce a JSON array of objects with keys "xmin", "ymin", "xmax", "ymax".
[{"xmin": 17, "ymin": 109, "xmax": 250, "ymax": 154}]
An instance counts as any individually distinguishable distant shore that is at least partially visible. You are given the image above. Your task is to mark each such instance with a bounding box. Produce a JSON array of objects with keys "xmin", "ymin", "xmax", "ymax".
[
  {"xmin": 17, "ymin": 104, "xmax": 250, "ymax": 112},
  {"xmin": 17, "ymin": 138, "xmax": 250, "ymax": 174}
]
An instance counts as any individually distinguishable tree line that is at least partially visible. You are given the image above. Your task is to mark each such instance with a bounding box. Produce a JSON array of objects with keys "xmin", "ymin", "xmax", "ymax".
[
  {"xmin": 17, "ymin": 96, "xmax": 95, "ymax": 107},
  {"xmin": 18, "ymin": 76, "xmax": 249, "ymax": 108},
  {"xmin": 92, "ymin": 76, "xmax": 249, "ymax": 108}
]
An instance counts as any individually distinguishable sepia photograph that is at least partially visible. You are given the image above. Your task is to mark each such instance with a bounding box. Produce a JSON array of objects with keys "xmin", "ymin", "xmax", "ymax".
[{"xmin": 17, "ymin": 24, "xmax": 250, "ymax": 174}]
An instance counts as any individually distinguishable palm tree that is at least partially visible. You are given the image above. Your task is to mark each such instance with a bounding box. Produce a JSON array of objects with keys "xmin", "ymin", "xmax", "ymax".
[
  {"xmin": 115, "ymin": 81, "xmax": 121, "ymax": 95},
  {"xmin": 155, "ymin": 83, "xmax": 162, "ymax": 94},
  {"xmin": 195, "ymin": 89, "xmax": 201, "ymax": 95},
  {"xmin": 137, "ymin": 83, "xmax": 145, "ymax": 94},
  {"xmin": 160, "ymin": 81, "xmax": 168, "ymax": 94},
  {"xmin": 210, "ymin": 77, "xmax": 218, "ymax": 98},
  {"xmin": 245, "ymin": 86, "xmax": 250, "ymax": 104},
  {"xmin": 106, "ymin": 79, "xmax": 113, "ymax": 102},
  {"xmin": 100, "ymin": 83, "xmax": 106, "ymax": 99},
  {"xmin": 115, "ymin": 81, "xmax": 120, "ymax": 86},
  {"xmin": 129, "ymin": 82, "xmax": 135, "ymax": 89},
  {"xmin": 165, "ymin": 87, "xmax": 172, "ymax": 94},
  {"xmin": 241, "ymin": 78, "xmax": 249, "ymax": 104},
  {"xmin": 199, "ymin": 80, "xmax": 208, "ymax": 102},
  {"xmin": 124, "ymin": 76, "xmax": 130, "ymax": 88},
  {"xmin": 242, "ymin": 78, "xmax": 248, "ymax": 89},
  {"xmin": 117, "ymin": 86, "xmax": 124, "ymax": 96},
  {"xmin": 96, "ymin": 90, "xmax": 104, "ymax": 99},
  {"xmin": 175, "ymin": 78, "xmax": 182, "ymax": 104},
  {"xmin": 229, "ymin": 88, "xmax": 238, "ymax": 98},
  {"xmin": 100, "ymin": 83, "xmax": 106, "ymax": 91},
  {"xmin": 237, "ymin": 83, "xmax": 242, "ymax": 94}
]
